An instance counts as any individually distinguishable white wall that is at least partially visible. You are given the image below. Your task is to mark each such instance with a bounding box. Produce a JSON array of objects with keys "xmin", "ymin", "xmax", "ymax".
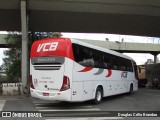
[{"xmin": 2, "ymin": 83, "xmax": 21, "ymax": 95}]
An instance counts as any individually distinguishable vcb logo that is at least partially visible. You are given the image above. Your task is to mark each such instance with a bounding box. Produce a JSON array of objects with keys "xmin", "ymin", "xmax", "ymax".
[
  {"xmin": 121, "ymin": 71, "xmax": 128, "ymax": 78},
  {"xmin": 37, "ymin": 42, "xmax": 58, "ymax": 52}
]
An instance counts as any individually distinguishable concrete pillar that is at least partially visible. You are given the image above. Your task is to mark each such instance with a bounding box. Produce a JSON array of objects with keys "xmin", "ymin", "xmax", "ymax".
[
  {"xmin": 21, "ymin": 0, "xmax": 28, "ymax": 94},
  {"xmin": 154, "ymin": 54, "xmax": 157, "ymax": 64}
]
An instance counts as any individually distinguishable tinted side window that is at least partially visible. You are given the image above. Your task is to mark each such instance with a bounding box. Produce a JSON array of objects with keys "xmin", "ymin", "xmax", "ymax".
[
  {"xmin": 92, "ymin": 49, "xmax": 104, "ymax": 68},
  {"xmin": 72, "ymin": 44, "xmax": 133, "ymax": 72},
  {"xmin": 103, "ymin": 53, "xmax": 111, "ymax": 69},
  {"xmin": 72, "ymin": 44, "xmax": 94, "ymax": 67}
]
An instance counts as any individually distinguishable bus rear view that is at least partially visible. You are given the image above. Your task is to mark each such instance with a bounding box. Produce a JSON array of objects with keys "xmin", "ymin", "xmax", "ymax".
[
  {"xmin": 30, "ymin": 38, "xmax": 138, "ymax": 104},
  {"xmin": 30, "ymin": 38, "xmax": 74, "ymax": 101}
]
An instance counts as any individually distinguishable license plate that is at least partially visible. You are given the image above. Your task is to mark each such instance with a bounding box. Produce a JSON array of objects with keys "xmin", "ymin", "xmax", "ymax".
[{"xmin": 43, "ymin": 92, "xmax": 49, "ymax": 96}]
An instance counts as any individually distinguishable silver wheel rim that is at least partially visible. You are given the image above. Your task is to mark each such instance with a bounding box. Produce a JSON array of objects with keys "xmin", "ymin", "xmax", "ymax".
[{"xmin": 97, "ymin": 91, "xmax": 101, "ymax": 101}]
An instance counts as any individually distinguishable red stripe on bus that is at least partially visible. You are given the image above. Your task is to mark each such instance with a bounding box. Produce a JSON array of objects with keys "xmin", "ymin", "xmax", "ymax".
[
  {"xmin": 30, "ymin": 38, "xmax": 74, "ymax": 60},
  {"xmin": 79, "ymin": 67, "xmax": 93, "ymax": 72},
  {"xmin": 106, "ymin": 69, "xmax": 112, "ymax": 77}
]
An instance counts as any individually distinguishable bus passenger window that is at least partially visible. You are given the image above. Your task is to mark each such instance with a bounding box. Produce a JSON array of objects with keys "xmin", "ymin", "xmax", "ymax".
[{"xmin": 79, "ymin": 58, "xmax": 94, "ymax": 67}]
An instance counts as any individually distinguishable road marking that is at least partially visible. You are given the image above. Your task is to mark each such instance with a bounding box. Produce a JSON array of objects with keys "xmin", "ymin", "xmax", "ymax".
[
  {"xmin": 144, "ymin": 93, "xmax": 160, "ymax": 97},
  {"xmin": 36, "ymin": 105, "xmax": 93, "ymax": 109},
  {"xmin": 32, "ymin": 101, "xmax": 58, "ymax": 104},
  {"xmin": 39, "ymin": 108, "xmax": 101, "ymax": 111},
  {"xmin": 45, "ymin": 117, "xmax": 124, "ymax": 120},
  {"xmin": 34, "ymin": 103, "xmax": 92, "ymax": 107},
  {"xmin": 33, "ymin": 100, "xmax": 100, "ymax": 113},
  {"xmin": 0, "ymin": 100, "xmax": 6, "ymax": 111},
  {"xmin": 34, "ymin": 102, "xmax": 100, "ymax": 111}
]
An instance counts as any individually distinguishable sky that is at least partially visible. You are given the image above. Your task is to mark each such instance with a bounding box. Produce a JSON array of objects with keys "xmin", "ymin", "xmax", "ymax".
[
  {"xmin": 0, "ymin": 48, "xmax": 7, "ymax": 67},
  {"xmin": 0, "ymin": 32, "xmax": 160, "ymax": 66}
]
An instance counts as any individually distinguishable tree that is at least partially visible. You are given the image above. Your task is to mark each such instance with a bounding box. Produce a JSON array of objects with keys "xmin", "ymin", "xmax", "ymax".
[
  {"xmin": 1, "ymin": 32, "xmax": 21, "ymax": 82},
  {"xmin": 28, "ymin": 32, "xmax": 62, "ymax": 42},
  {"xmin": 1, "ymin": 32, "xmax": 62, "ymax": 83}
]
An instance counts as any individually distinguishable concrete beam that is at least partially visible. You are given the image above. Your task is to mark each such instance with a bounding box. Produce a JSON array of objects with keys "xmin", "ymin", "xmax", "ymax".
[
  {"xmin": 28, "ymin": 0, "xmax": 160, "ymax": 17},
  {"xmin": 0, "ymin": 34, "xmax": 7, "ymax": 44},
  {"xmin": 0, "ymin": 34, "xmax": 7, "ymax": 48},
  {"xmin": 29, "ymin": 11, "xmax": 160, "ymax": 37},
  {"xmin": 1, "ymin": 0, "xmax": 160, "ymax": 37},
  {"xmin": 78, "ymin": 39, "xmax": 160, "ymax": 54}
]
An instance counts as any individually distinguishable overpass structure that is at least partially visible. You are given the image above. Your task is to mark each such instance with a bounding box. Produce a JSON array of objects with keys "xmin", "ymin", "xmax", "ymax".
[
  {"xmin": 78, "ymin": 39, "xmax": 160, "ymax": 64},
  {"xmin": 1, "ymin": 0, "xmax": 160, "ymax": 92},
  {"xmin": 1, "ymin": 34, "xmax": 160, "ymax": 63},
  {"xmin": 0, "ymin": 34, "xmax": 7, "ymax": 48},
  {"xmin": 1, "ymin": 0, "xmax": 160, "ymax": 37}
]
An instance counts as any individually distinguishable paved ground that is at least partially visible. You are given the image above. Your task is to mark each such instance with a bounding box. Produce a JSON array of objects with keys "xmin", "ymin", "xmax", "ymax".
[
  {"xmin": 0, "ymin": 100, "xmax": 6, "ymax": 111},
  {"xmin": 0, "ymin": 88, "xmax": 160, "ymax": 120}
]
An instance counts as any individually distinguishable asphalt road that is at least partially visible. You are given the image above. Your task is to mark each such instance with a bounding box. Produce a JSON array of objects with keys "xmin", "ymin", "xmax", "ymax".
[{"xmin": 0, "ymin": 88, "xmax": 160, "ymax": 120}]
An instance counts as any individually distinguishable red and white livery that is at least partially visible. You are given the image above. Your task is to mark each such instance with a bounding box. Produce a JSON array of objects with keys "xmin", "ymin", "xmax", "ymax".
[{"xmin": 30, "ymin": 38, "xmax": 138, "ymax": 104}]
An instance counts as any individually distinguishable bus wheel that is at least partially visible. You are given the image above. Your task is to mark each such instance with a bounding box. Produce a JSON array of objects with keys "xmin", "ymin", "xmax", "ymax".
[
  {"xmin": 93, "ymin": 87, "xmax": 103, "ymax": 104},
  {"xmin": 128, "ymin": 84, "xmax": 133, "ymax": 95}
]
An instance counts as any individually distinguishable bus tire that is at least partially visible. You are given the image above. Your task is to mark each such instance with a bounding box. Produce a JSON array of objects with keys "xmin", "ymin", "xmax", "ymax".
[
  {"xmin": 128, "ymin": 84, "xmax": 133, "ymax": 95},
  {"xmin": 93, "ymin": 87, "xmax": 103, "ymax": 104}
]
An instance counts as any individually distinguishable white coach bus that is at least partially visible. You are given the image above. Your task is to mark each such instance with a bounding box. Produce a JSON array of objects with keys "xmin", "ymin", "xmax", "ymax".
[{"xmin": 30, "ymin": 38, "xmax": 138, "ymax": 104}]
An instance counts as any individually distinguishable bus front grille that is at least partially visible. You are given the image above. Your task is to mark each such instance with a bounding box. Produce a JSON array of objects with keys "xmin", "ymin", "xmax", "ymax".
[{"xmin": 34, "ymin": 66, "xmax": 61, "ymax": 70}]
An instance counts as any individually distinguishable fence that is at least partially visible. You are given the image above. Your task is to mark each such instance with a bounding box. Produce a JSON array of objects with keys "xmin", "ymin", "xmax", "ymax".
[{"xmin": 0, "ymin": 83, "xmax": 21, "ymax": 95}]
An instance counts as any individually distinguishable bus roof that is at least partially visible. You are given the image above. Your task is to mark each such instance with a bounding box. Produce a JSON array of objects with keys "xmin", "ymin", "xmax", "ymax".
[{"xmin": 31, "ymin": 37, "xmax": 134, "ymax": 61}]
